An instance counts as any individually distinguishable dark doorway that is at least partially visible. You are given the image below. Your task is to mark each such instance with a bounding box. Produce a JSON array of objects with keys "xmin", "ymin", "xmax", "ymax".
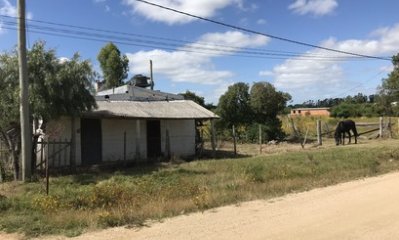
[
  {"xmin": 147, "ymin": 120, "xmax": 161, "ymax": 158},
  {"xmin": 80, "ymin": 118, "xmax": 102, "ymax": 165}
]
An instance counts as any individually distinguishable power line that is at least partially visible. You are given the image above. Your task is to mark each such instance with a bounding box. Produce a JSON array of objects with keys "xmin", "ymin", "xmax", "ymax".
[
  {"xmin": 0, "ymin": 17, "xmax": 381, "ymax": 62},
  {"xmin": 3, "ymin": 22, "xmax": 376, "ymax": 61},
  {"xmin": 333, "ymin": 70, "xmax": 386, "ymax": 98},
  {"xmin": 134, "ymin": 0, "xmax": 392, "ymax": 61}
]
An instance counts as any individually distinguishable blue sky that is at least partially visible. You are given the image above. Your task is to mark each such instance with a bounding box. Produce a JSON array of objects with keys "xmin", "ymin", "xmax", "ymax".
[{"xmin": 1, "ymin": 0, "xmax": 399, "ymax": 104}]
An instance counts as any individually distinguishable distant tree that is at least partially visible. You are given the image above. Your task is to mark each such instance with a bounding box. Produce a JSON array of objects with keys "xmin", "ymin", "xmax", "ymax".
[
  {"xmin": 250, "ymin": 82, "xmax": 291, "ymax": 122},
  {"xmin": 180, "ymin": 90, "xmax": 205, "ymax": 107},
  {"xmin": 249, "ymin": 82, "xmax": 291, "ymax": 140},
  {"xmin": 97, "ymin": 42, "xmax": 129, "ymax": 89},
  {"xmin": 217, "ymin": 82, "xmax": 252, "ymax": 128},
  {"xmin": 331, "ymin": 102, "xmax": 361, "ymax": 118}
]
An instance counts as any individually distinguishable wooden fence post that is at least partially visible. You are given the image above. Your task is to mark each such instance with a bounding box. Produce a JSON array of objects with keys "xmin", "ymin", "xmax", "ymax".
[
  {"xmin": 211, "ymin": 119, "xmax": 216, "ymax": 158},
  {"xmin": 317, "ymin": 119, "xmax": 322, "ymax": 146},
  {"xmin": 46, "ymin": 141, "xmax": 49, "ymax": 195},
  {"xmin": 165, "ymin": 129, "xmax": 171, "ymax": 160},
  {"xmin": 135, "ymin": 120, "xmax": 141, "ymax": 161},
  {"xmin": 258, "ymin": 124, "xmax": 262, "ymax": 154},
  {"xmin": 123, "ymin": 131, "xmax": 127, "ymax": 161},
  {"xmin": 232, "ymin": 125, "xmax": 237, "ymax": 156},
  {"xmin": 379, "ymin": 117, "xmax": 384, "ymax": 138},
  {"xmin": 70, "ymin": 116, "xmax": 76, "ymax": 168}
]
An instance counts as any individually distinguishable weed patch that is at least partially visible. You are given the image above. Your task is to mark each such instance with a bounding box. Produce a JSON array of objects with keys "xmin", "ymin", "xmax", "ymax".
[{"xmin": 2, "ymin": 140, "xmax": 399, "ymax": 237}]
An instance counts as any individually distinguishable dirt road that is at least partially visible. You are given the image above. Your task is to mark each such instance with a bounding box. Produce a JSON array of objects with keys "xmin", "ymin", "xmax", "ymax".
[{"xmin": 3, "ymin": 171, "xmax": 399, "ymax": 240}]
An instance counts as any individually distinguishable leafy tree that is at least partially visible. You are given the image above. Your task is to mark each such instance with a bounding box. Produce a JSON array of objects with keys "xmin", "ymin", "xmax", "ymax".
[
  {"xmin": 0, "ymin": 52, "xmax": 20, "ymax": 180},
  {"xmin": 180, "ymin": 90, "xmax": 205, "ymax": 107},
  {"xmin": 249, "ymin": 82, "xmax": 291, "ymax": 141},
  {"xmin": 377, "ymin": 53, "xmax": 399, "ymax": 116},
  {"xmin": 250, "ymin": 82, "xmax": 291, "ymax": 122},
  {"xmin": 217, "ymin": 82, "xmax": 252, "ymax": 128},
  {"xmin": 0, "ymin": 41, "xmax": 96, "ymax": 180},
  {"xmin": 330, "ymin": 103, "xmax": 359, "ymax": 118},
  {"xmin": 97, "ymin": 42, "xmax": 129, "ymax": 89}
]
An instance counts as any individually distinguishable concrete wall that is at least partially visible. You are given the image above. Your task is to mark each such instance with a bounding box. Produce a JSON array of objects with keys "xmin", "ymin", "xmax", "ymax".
[
  {"xmin": 101, "ymin": 119, "xmax": 146, "ymax": 162},
  {"xmin": 44, "ymin": 116, "xmax": 81, "ymax": 167},
  {"xmin": 45, "ymin": 117, "xmax": 196, "ymax": 166},
  {"xmin": 161, "ymin": 119, "xmax": 195, "ymax": 157}
]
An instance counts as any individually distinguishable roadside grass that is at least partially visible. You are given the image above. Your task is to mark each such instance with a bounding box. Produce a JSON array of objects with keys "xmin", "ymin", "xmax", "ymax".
[{"xmin": 1, "ymin": 140, "xmax": 399, "ymax": 237}]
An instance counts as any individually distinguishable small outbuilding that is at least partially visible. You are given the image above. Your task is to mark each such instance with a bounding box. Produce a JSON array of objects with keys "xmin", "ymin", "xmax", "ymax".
[
  {"xmin": 290, "ymin": 107, "xmax": 330, "ymax": 117},
  {"xmin": 39, "ymin": 84, "xmax": 218, "ymax": 167}
]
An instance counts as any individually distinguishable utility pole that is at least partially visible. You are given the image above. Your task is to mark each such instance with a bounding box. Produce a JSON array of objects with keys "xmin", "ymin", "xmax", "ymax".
[{"xmin": 18, "ymin": 0, "xmax": 31, "ymax": 181}]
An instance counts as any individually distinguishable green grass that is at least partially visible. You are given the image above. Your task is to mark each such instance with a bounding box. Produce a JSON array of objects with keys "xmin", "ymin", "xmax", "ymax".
[{"xmin": 1, "ymin": 140, "xmax": 399, "ymax": 237}]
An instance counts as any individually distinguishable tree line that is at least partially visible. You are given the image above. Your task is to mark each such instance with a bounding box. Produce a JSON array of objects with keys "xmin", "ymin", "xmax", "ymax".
[{"xmin": 288, "ymin": 54, "xmax": 399, "ymax": 118}]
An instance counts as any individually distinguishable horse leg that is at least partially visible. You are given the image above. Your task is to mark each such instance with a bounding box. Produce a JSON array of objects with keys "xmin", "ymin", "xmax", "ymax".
[
  {"xmin": 342, "ymin": 133, "xmax": 345, "ymax": 145},
  {"xmin": 348, "ymin": 131, "xmax": 351, "ymax": 144}
]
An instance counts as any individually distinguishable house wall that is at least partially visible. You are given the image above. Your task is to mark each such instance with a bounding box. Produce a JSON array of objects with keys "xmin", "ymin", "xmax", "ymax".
[
  {"xmin": 161, "ymin": 119, "xmax": 195, "ymax": 157},
  {"xmin": 45, "ymin": 117, "xmax": 196, "ymax": 167},
  {"xmin": 101, "ymin": 119, "xmax": 146, "ymax": 162},
  {"xmin": 44, "ymin": 116, "xmax": 81, "ymax": 167}
]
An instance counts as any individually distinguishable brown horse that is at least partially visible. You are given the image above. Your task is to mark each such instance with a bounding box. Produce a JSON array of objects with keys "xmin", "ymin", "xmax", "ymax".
[{"xmin": 334, "ymin": 120, "xmax": 358, "ymax": 145}]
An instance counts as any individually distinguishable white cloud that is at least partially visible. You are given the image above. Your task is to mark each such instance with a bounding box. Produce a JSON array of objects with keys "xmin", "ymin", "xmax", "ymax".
[
  {"xmin": 288, "ymin": 0, "xmax": 338, "ymax": 16},
  {"xmin": 0, "ymin": 0, "xmax": 16, "ymax": 34},
  {"xmin": 123, "ymin": 0, "xmax": 242, "ymax": 25},
  {"xmin": 259, "ymin": 70, "xmax": 274, "ymax": 77},
  {"xmin": 0, "ymin": 0, "xmax": 16, "ymax": 17},
  {"xmin": 184, "ymin": 31, "xmax": 269, "ymax": 57},
  {"xmin": 0, "ymin": 0, "xmax": 33, "ymax": 34},
  {"xmin": 257, "ymin": 19, "xmax": 267, "ymax": 25},
  {"xmin": 126, "ymin": 31, "xmax": 269, "ymax": 102},
  {"xmin": 265, "ymin": 23, "xmax": 399, "ymax": 102},
  {"xmin": 380, "ymin": 65, "xmax": 394, "ymax": 73},
  {"xmin": 58, "ymin": 57, "xmax": 70, "ymax": 64}
]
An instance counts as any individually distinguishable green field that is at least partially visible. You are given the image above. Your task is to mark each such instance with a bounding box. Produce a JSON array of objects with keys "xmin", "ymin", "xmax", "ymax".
[{"xmin": 1, "ymin": 139, "xmax": 399, "ymax": 237}]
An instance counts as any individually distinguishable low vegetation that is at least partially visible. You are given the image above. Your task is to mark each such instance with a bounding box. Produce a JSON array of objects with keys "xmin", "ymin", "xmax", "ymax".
[{"xmin": 1, "ymin": 140, "xmax": 399, "ymax": 237}]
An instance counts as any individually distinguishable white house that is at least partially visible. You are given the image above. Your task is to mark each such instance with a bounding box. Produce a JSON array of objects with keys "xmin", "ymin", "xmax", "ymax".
[{"xmin": 39, "ymin": 84, "xmax": 218, "ymax": 167}]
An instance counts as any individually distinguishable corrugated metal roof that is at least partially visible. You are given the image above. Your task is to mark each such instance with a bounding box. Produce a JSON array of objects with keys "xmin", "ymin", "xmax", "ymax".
[
  {"xmin": 96, "ymin": 85, "xmax": 184, "ymax": 101},
  {"xmin": 84, "ymin": 100, "xmax": 219, "ymax": 119}
]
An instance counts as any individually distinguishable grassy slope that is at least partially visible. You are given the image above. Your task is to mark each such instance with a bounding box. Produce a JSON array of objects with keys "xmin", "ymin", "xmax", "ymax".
[{"xmin": 1, "ymin": 139, "xmax": 399, "ymax": 237}]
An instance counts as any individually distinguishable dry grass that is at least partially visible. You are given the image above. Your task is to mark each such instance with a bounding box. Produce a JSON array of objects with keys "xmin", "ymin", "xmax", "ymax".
[{"xmin": 2, "ymin": 139, "xmax": 399, "ymax": 237}]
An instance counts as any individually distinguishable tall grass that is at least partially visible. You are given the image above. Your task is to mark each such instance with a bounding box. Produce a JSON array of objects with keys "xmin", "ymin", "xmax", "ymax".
[{"xmin": 1, "ymin": 140, "xmax": 399, "ymax": 237}]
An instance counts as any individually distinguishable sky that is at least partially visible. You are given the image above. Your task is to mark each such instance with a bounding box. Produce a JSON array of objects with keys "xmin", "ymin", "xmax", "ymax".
[{"xmin": 1, "ymin": 0, "xmax": 399, "ymax": 104}]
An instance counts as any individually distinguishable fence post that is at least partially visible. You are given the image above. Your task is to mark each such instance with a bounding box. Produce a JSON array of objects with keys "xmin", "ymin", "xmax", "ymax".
[
  {"xmin": 211, "ymin": 119, "xmax": 216, "ymax": 158},
  {"xmin": 123, "ymin": 131, "xmax": 127, "ymax": 161},
  {"xmin": 135, "ymin": 120, "xmax": 141, "ymax": 161},
  {"xmin": 379, "ymin": 117, "xmax": 384, "ymax": 138},
  {"xmin": 258, "ymin": 124, "xmax": 262, "ymax": 154},
  {"xmin": 46, "ymin": 141, "xmax": 49, "ymax": 195},
  {"xmin": 397, "ymin": 118, "xmax": 399, "ymax": 137},
  {"xmin": 70, "ymin": 116, "xmax": 76, "ymax": 168},
  {"xmin": 165, "ymin": 129, "xmax": 171, "ymax": 160},
  {"xmin": 64, "ymin": 138, "xmax": 68, "ymax": 166},
  {"xmin": 317, "ymin": 119, "xmax": 322, "ymax": 146},
  {"xmin": 232, "ymin": 124, "xmax": 237, "ymax": 156}
]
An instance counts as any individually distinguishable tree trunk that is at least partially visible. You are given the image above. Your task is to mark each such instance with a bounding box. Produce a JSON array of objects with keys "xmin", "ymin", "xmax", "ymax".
[
  {"xmin": 0, "ymin": 128, "xmax": 21, "ymax": 181},
  {"xmin": 70, "ymin": 116, "xmax": 76, "ymax": 169},
  {"xmin": 12, "ymin": 150, "xmax": 19, "ymax": 181},
  {"xmin": 0, "ymin": 161, "xmax": 4, "ymax": 182}
]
